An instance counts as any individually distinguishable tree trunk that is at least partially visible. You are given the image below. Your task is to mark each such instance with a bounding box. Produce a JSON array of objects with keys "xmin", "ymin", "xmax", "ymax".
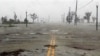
[{"xmin": 87, "ymin": 18, "xmax": 90, "ymax": 23}]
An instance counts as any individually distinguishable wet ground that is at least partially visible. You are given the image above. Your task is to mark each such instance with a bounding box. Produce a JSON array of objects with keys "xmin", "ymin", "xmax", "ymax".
[{"xmin": 0, "ymin": 23, "xmax": 100, "ymax": 56}]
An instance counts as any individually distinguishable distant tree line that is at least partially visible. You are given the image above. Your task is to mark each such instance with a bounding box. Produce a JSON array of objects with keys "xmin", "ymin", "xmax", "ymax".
[
  {"xmin": 66, "ymin": 11, "xmax": 96, "ymax": 24},
  {"xmin": 1, "ymin": 13, "xmax": 38, "ymax": 25},
  {"xmin": 1, "ymin": 16, "xmax": 20, "ymax": 24}
]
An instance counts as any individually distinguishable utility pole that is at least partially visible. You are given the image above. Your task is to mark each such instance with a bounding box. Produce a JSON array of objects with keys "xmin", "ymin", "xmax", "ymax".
[
  {"xmin": 96, "ymin": 5, "xmax": 98, "ymax": 31},
  {"xmin": 69, "ymin": 7, "xmax": 71, "ymax": 24},
  {"xmin": 26, "ymin": 11, "xmax": 28, "ymax": 27},
  {"xmin": 74, "ymin": 0, "xmax": 78, "ymax": 25}
]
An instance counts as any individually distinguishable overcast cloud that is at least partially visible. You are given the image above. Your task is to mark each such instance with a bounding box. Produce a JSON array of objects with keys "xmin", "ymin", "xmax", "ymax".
[{"xmin": 0, "ymin": 0, "xmax": 99, "ymax": 22}]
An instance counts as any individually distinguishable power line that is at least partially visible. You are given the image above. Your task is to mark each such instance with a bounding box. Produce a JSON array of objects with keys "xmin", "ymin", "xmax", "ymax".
[{"xmin": 78, "ymin": 0, "xmax": 93, "ymax": 10}]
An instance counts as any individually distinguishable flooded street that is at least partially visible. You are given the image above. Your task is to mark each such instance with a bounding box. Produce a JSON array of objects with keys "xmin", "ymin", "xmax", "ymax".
[{"xmin": 0, "ymin": 24, "xmax": 100, "ymax": 56}]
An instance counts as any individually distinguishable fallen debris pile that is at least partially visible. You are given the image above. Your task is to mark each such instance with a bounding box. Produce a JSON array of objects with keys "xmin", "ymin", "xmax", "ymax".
[{"xmin": 0, "ymin": 49, "xmax": 33, "ymax": 56}]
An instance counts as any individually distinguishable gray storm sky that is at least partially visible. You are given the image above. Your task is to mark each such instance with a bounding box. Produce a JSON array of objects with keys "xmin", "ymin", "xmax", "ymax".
[{"xmin": 0, "ymin": 0, "xmax": 99, "ymax": 22}]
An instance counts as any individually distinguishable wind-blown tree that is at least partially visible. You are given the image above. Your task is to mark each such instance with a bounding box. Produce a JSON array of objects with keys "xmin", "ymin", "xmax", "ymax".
[
  {"xmin": 8, "ymin": 19, "xmax": 15, "ymax": 26},
  {"xmin": 66, "ymin": 15, "xmax": 72, "ymax": 24},
  {"xmin": 30, "ymin": 13, "xmax": 38, "ymax": 23},
  {"xmin": 1, "ymin": 16, "xmax": 8, "ymax": 24},
  {"xmin": 66, "ymin": 12, "xmax": 74, "ymax": 24},
  {"xmin": 84, "ymin": 12, "xmax": 92, "ymax": 23}
]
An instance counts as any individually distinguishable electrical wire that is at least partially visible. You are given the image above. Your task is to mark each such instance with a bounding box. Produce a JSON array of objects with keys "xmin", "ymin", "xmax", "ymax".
[{"xmin": 78, "ymin": 0, "xmax": 93, "ymax": 10}]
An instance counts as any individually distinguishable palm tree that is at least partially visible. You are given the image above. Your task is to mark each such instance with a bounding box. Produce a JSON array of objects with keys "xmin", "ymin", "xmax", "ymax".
[
  {"xmin": 30, "ymin": 13, "xmax": 38, "ymax": 23},
  {"xmin": 84, "ymin": 12, "xmax": 92, "ymax": 23}
]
